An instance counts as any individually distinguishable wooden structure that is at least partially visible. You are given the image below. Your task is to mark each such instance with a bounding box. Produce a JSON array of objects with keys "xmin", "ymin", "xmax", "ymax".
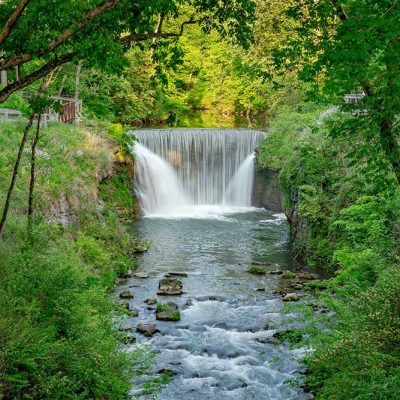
[
  {"xmin": 0, "ymin": 108, "xmax": 24, "ymax": 122},
  {"xmin": 43, "ymin": 96, "xmax": 82, "ymax": 125},
  {"xmin": 1, "ymin": 96, "xmax": 82, "ymax": 126},
  {"xmin": 344, "ymin": 93, "xmax": 365, "ymax": 104}
]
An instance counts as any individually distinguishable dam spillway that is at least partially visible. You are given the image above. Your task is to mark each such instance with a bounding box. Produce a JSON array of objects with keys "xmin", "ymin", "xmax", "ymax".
[{"xmin": 132, "ymin": 129, "xmax": 265, "ymax": 216}]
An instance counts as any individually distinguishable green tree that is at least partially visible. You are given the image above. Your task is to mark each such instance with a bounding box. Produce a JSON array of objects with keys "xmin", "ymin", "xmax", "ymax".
[
  {"xmin": 269, "ymin": 0, "xmax": 400, "ymax": 183},
  {"xmin": 0, "ymin": 0, "xmax": 256, "ymax": 102}
]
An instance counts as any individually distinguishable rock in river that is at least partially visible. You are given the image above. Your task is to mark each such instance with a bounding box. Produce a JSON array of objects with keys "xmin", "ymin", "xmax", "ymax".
[
  {"xmin": 117, "ymin": 300, "xmax": 130, "ymax": 310},
  {"xmin": 119, "ymin": 290, "xmax": 134, "ymax": 299},
  {"xmin": 157, "ymin": 277, "xmax": 183, "ymax": 295},
  {"xmin": 156, "ymin": 302, "xmax": 181, "ymax": 321},
  {"xmin": 166, "ymin": 271, "xmax": 188, "ymax": 278},
  {"xmin": 134, "ymin": 272, "xmax": 149, "ymax": 279},
  {"xmin": 144, "ymin": 298, "xmax": 157, "ymax": 305},
  {"xmin": 137, "ymin": 324, "xmax": 159, "ymax": 336}
]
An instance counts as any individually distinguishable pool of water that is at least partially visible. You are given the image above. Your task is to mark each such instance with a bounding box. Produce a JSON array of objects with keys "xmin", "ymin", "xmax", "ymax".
[{"xmin": 115, "ymin": 208, "xmax": 312, "ymax": 400}]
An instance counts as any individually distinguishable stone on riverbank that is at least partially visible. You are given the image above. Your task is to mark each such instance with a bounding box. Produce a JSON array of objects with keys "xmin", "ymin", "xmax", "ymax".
[
  {"xmin": 283, "ymin": 292, "xmax": 300, "ymax": 302},
  {"xmin": 282, "ymin": 271, "xmax": 296, "ymax": 279},
  {"xmin": 117, "ymin": 277, "xmax": 128, "ymax": 285},
  {"xmin": 156, "ymin": 302, "xmax": 181, "ymax": 321},
  {"xmin": 117, "ymin": 300, "xmax": 130, "ymax": 310},
  {"xmin": 247, "ymin": 265, "xmax": 268, "ymax": 274},
  {"xmin": 269, "ymin": 270, "xmax": 283, "ymax": 275},
  {"xmin": 304, "ymin": 279, "xmax": 328, "ymax": 290},
  {"xmin": 157, "ymin": 278, "xmax": 183, "ymax": 295}
]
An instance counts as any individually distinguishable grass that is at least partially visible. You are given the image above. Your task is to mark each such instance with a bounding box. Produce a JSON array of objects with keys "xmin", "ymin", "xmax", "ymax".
[
  {"xmin": 247, "ymin": 265, "xmax": 268, "ymax": 274},
  {"xmin": 0, "ymin": 120, "xmax": 154, "ymax": 398}
]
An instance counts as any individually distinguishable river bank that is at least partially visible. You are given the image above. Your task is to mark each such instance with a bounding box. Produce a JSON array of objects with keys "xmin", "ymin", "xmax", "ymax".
[{"xmin": 0, "ymin": 120, "xmax": 143, "ymax": 399}]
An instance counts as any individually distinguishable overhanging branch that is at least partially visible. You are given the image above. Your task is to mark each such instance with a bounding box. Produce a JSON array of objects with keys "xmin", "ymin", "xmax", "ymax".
[
  {"xmin": 0, "ymin": 53, "xmax": 76, "ymax": 103},
  {"xmin": 0, "ymin": 0, "xmax": 30, "ymax": 46},
  {"xmin": 120, "ymin": 18, "xmax": 199, "ymax": 45},
  {"xmin": 0, "ymin": 0, "xmax": 119, "ymax": 71}
]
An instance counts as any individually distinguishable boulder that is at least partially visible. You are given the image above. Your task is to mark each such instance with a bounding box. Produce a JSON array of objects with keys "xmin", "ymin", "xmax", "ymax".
[
  {"xmin": 283, "ymin": 293, "xmax": 300, "ymax": 302},
  {"xmin": 137, "ymin": 324, "xmax": 159, "ymax": 336},
  {"xmin": 119, "ymin": 290, "xmax": 134, "ymax": 299},
  {"xmin": 122, "ymin": 334, "xmax": 136, "ymax": 344},
  {"xmin": 144, "ymin": 298, "xmax": 157, "ymax": 305},
  {"xmin": 282, "ymin": 271, "xmax": 296, "ymax": 279},
  {"xmin": 269, "ymin": 270, "xmax": 283, "ymax": 275},
  {"xmin": 117, "ymin": 277, "xmax": 128, "ymax": 285},
  {"xmin": 134, "ymin": 272, "xmax": 149, "ymax": 279},
  {"xmin": 290, "ymin": 283, "xmax": 304, "ymax": 290},
  {"xmin": 256, "ymin": 336, "xmax": 273, "ymax": 344},
  {"xmin": 156, "ymin": 302, "xmax": 181, "ymax": 321},
  {"xmin": 158, "ymin": 368, "xmax": 177, "ymax": 376},
  {"xmin": 297, "ymin": 272, "xmax": 319, "ymax": 281},
  {"xmin": 157, "ymin": 278, "xmax": 183, "ymax": 295},
  {"xmin": 119, "ymin": 269, "xmax": 134, "ymax": 279},
  {"xmin": 166, "ymin": 271, "xmax": 188, "ymax": 278},
  {"xmin": 117, "ymin": 300, "xmax": 130, "ymax": 310},
  {"xmin": 129, "ymin": 309, "xmax": 139, "ymax": 317},
  {"xmin": 251, "ymin": 261, "xmax": 273, "ymax": 266},
  {"xmin": 247, "ymin": 265, "xmax": 267, "ymax": 274}
]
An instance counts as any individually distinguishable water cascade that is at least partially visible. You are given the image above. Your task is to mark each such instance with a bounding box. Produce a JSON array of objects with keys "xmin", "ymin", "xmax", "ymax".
[{"xmin": 132, "ymin": 129, "xmax": 265, "ymax": 215}]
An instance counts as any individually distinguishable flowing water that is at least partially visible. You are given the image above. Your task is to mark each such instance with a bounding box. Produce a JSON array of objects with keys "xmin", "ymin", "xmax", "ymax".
[{"xmin": 116, "ymin": 129, "xmax": 312, "ymax": 400}]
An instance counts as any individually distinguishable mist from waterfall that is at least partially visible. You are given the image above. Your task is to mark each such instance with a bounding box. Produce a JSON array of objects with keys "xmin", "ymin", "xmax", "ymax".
[{"xmin": 132, "ymin": 129, "xmax": 265, "ymax": 217}]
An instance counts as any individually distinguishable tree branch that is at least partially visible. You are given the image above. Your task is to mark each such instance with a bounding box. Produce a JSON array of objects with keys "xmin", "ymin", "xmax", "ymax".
[
  {"xmin": 0, "ymin": 15, "xmax": 201, "ymax": 102},
  {"xmin": 119, "ymin": 18, "xmax": 199, "ymax": 45},
  {"xmin": 0, "ymin": 53, "xmax": 75, "ymax": 103},
  {"xmin": 0, "ymin": 0, "xmax": 30, "ymax": 46},
  {"xmin": 0, "ymin": 0, "xmax": 119, "ymax": 70}
]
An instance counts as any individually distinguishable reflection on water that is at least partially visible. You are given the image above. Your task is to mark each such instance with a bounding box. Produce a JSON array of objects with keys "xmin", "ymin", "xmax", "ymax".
[{"xmin": 115, "ymin": 209, "xmax": 312, "ymax": 400}]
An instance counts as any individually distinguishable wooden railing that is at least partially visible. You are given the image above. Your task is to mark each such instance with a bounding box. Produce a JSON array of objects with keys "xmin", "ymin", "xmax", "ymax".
[
  {"xmin": 344, "ymin": 93, "xmax": 366, "ymax": 104},
  {"xmin": 0, "ymin": 108, "xmax": 24, "ymax": 122},
  {"xmin": 1, "ymin": 96, "xmax": 83, "ymax": 126}
]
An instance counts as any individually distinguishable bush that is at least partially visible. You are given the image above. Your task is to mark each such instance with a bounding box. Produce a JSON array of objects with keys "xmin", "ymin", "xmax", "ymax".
[
  {"xmin": 0, "ymin": 225, "xmax": 132, "ymax": 399},
  {"xmin": 258, "ymin": 104, "xmax": 400, "ymax": 399}
]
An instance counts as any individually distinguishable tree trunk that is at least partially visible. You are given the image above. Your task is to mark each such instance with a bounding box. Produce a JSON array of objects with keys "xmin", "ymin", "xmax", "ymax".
[
  {"xmin": 0, "ymin": 70, "xmax": 7, "ymax": 87},
  {"xmin": 58, "ymin": 74, "xmax": 67, "ymax": 96},
  {"xmin": 74, "ymin": 60, "xmax": 82, "ymax": 100},
  {"xmin": 0, "ymin": 113, "xmax": 35, "ymax": 239},
  {"xmin": 27, "ymin": 115, "xmax": 41, "ymax": 232}
]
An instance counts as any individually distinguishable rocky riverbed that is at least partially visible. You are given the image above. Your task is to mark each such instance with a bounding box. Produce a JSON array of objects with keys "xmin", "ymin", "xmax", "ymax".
[{"xmin": 114, "ymin": 209, "xmax": 320, "ymax": 399}]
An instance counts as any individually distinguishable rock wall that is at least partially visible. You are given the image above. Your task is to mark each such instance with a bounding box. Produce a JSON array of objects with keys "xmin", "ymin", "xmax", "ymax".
[{"xmin": 253, "ymin": 168, "xmax": 284, "ymax": 212}]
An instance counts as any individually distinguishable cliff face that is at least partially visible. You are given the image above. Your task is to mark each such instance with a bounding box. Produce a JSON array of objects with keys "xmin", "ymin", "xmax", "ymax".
[
  {"xmin": 253, "ymin": 167, "xmax": 284, "ymax": 212},
  {"xmin": 254, "ymin": 167, "xmax": 308, "ymax": 262}
]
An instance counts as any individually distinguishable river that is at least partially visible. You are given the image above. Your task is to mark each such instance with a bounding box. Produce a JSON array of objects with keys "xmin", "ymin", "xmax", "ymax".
[{"xmin": 115, "ymin": 129, "xmax": 312, "ymax": 399}]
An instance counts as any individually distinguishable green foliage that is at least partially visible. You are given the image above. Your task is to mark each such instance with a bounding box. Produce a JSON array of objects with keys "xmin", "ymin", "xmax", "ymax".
[
  {"xmin": 0, "ymin": 93, "xmax": 31, "ymax": 115},
  {"xmin": 247, "ymin": 265, "xmax": 267, "ymax": 274},
  {"xmin": 258, "ymin": 104, "xmax": 400, "ymax": 398},
  {"xmin": 0, "ymin": 225, "xmax": 132, "ymax": 399},
  {"xmin": 0, "ymin": 120, "xmax": 144, "ymax": 398}
]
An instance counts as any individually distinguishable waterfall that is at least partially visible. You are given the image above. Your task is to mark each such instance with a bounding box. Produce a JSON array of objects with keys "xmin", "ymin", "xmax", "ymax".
[
  {"xmin": 132, "ymin": 129, "xmax": 265, "ymax": 216},
  {"xmin": 134, "ymin": 144, "xmax": 190, "ymax": 215},
  {"xmin": 223, "ymin": 153, "xmax": 256, "ymax": 206}
]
